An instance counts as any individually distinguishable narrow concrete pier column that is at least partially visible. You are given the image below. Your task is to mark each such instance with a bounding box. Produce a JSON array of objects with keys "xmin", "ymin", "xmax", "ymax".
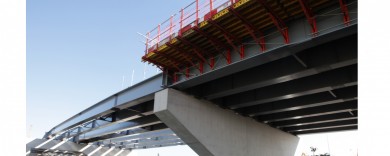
[{"xmin": 154, "ymin": 89, "xmax": 299, "ymax": 156}]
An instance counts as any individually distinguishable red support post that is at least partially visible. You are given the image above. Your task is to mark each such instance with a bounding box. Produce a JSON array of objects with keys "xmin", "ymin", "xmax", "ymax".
[
  {"xmin": 256, "ymin": 0, "xmax": 289, "ymax": 44},
  {"xmin": 199, "ymin": 61, "xmax": 204, "ymax": 74},
  {"xmin": 173, "ymin": 72, "xmax": 178, "ymax": 83},
  {"xmin": 339, "ymin": 0, "xmax": 350, "ymax": 26},
  {"xmin": 143, "ymin": 57, "xmax": 166, "ymax": 71},
  {"xmin": 193, "ymin": 27, "xmax": 230, "ymax": 52},
  {"xmin": 260, "ymin": 35, "xmax": 265, "ymax": 51},
  {"xmin": 240, "ymin": 44, "xmax": 245, "ymax": 59},
  {"xmin": 269, "ymin": 13, "xmax": 289, "ymax": 43},
  {"xmin": 229, "ymin": 5, "xmax": 266, "ymax": 52},
  {"xmin": 298, "ymin": 0, "xmax": 318, "ymax": 35},
  {"xmin": 166, "ymin": 43, "xmax": 196, "ymax": 67},
  {"xmin": 226, "ymin": 49, "xmax": 231, "ymax": 64},
  {"xmin": 210, "ymin": 56, "xmax": 215, "ymax": 69},
  {"xmin": 208, "ymin": 20, "xmax": 240, "ymax": 54},
  {"xmin": 186, "ymin": 67, "xmax": 190, "ymax": 79},
  {"xmin": 177, "ymin": 37, "xmax": 212, "ymax": 67},
  {"xmin": 179, "ymin": 8, "xmax": 184, "ymax": 37},
  {"xmin": 153, "ymin": 53, "xmax": 181, "ymax": 71}
]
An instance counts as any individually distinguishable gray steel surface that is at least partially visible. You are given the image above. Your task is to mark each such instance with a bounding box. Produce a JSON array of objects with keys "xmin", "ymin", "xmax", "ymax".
[{"xmin": 28, "ymin": 1, "xmax": 358, "ymax": 154}]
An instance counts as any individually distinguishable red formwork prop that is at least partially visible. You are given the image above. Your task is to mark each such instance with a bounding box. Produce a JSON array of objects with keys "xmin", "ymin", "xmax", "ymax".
[
  {"xmin": 226, "ymin": 49, "xmax": 231, "ymax": 64},
  {"xmin": 298, "ymin": 0, "xmax": 317, "ymax": 35},
  {"xmin": 256, "ymin": 0, "xmax": 289, "ymax": 44},
  {"xmin": 176, "ymin": 37, "xmax": 212, "ymax": 68},
  {"xmin": 165, "ymin": 43, "xmax": 197, "ymax": 67},
  {"xmin": 210, "ymin": 56, "xmax": 215, "ymax": 69},
  {"xmin": 173, "ymin": 72, "xmax": 178, "ymax": 83},
  {"xmin": 186, "ymin": 67, "xmax": 190, "ymax": 78},
  {"xmin": 153, "ymin": 52, "xmax": 181, "ymax": 71},
  {"xmin": 229, "ymin": 1, "xmax": 266, "ymax": 52},
  {"xmin": 199, "ymin": 61, "xmax": 204, "ymax": 74},
  {"xmin": 240, "ymin": 44, "xmax": 245, "ymax": 59},
  {"xmin": 208, "ymin": 20, "xmax": 241, "ymax": 55},
  {"xmin": 142, "ymin": 57, "xmax": 165, "ymax": 71},
  {"xmin": 193, "ymin": 27, "xmax": 230, "ymax": 53},
  {"xmin": 339, "ymin": 0, "xmax": 350, "ymax": 26}
]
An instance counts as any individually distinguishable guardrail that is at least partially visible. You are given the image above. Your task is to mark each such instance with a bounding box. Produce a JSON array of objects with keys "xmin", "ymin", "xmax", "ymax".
[{"xmin": 143, "ymin": 0, "xmax": 240, "ymax": 55}]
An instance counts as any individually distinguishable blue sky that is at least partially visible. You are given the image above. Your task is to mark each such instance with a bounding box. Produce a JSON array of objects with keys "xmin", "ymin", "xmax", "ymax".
[
  {"xmin": 26, "ymin": 1, "xmax": 357, "ymax": 155},
  {"xmin": 27, "ymin": 0, "xmax": 191, "ymax": 141}
]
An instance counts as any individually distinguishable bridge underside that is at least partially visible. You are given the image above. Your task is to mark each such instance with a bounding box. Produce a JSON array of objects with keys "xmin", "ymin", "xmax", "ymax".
[
  {"xmin": 27, "ymin": 0, "xmax": 357, "ymax": 155},
  {"xmin": 180, "ymin": 33, "xmax": 357, "ymax": 135}
]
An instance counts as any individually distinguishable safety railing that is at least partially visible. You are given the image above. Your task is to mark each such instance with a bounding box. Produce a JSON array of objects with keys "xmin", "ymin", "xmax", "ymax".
[{"xmin": 143, "ymin": 0, "xmax": 241, "ymax": 55}]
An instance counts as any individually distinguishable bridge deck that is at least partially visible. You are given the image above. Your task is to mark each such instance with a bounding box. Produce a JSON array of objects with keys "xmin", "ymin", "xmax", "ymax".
[
  {"xmin": 27, "ymin": 0, "xmax": 357, "ymax": 154},
  {"xmin": 142, "ymin": 0, "xmax": 341, "ymax": 81}
]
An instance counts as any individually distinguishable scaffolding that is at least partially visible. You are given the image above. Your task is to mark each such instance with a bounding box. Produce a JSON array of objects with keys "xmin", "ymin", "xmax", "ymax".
[{"xmin": 140, "ymin": 0, "xmax": 352, "ymax": 83}]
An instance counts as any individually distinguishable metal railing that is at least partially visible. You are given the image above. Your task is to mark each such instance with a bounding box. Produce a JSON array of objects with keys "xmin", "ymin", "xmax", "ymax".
[{"xmin": 143, "ymin": 0, "xmax": 238, "ymax": 55}]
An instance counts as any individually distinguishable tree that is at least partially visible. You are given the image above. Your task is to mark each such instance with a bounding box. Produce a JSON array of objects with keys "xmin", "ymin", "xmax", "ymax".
[{"xmin": 310, "ymin": 146, "xmax": 317, "ymax": 156}]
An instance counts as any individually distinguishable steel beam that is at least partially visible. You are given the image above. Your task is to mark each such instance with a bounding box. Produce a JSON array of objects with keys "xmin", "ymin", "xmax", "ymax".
[
  {"xmin": 79, "ymin": 115, "xmax": 162, "ymax": 143},
  {"xmin": 293, "ymin": 125, "xmax": 357, "ymax": 135},
  {"xmin": 224, "ymin": 64, "xmax": 357, "ymax": 109},
  {"xmin": 195, "ymin": 34, "xmax": 357, "ymax": 100},
  {"xmin": 64, "ymin": 102, "xmax": 154, "ymax": 141},
  {"xmin": 101, "ymin": 147, "xmax": 115, "ymax": 156},
  {"xmin": 132, "ymin": 142, "xmax": 185, "ymax": 149},
  {"xmin": 121, "ymin": 135, "xmax": 179, "ymax": 146},
  {"xmin": 239, "ymin": 86, "xmax": 357, "ymax": 116},
  {"xmin": 283, "ymin": 119, "xmax": 357, "ymax": 132},
  {"xmin": 125, "ymin": 137, "xmax": 183, "ymax": 149},
  {"xmin": 87, "ymin": 123, "xmax": 169, "ymax": 146},
  {"xmin": 254, "ymin": 100, "xmax": 357, "ymax": 123},
  {"xmin": 47, "ymin": 74, "xmax": 163, "ymax": 137},
  {"xmin": 272, "ymin": 111, "xmax": 358, "ymax": 128},
  {"xmin": 206, "ymin": 58, "xmax": 356, "ymax": 101},
  {"xmin": 171, "ymin": 25, "xmax": 357, "ymax": 89},
  {"xmin": 108, "ymin": 129, "xmax": 174, "ymax": 144},
  {"xmin": 87, "ymin": 146, "xmax": 103, "ymax": 156}
]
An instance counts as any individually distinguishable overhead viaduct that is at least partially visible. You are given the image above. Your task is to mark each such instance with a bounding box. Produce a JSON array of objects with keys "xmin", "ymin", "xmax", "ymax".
[{"xmin": 27, "ymin": 0, "xmax": 357, "ymax": 155}]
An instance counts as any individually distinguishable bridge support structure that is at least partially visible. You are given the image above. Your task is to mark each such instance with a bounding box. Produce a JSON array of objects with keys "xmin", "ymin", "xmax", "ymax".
[{"xmin": 154, "ymin": 88, "xmax": 299, "ymax": 156}]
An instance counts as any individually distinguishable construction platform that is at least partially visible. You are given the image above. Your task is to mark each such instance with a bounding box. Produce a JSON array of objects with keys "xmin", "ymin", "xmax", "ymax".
[{"xmin": 141, "ymin": 0, "xmax": 353, "ymax": 83}]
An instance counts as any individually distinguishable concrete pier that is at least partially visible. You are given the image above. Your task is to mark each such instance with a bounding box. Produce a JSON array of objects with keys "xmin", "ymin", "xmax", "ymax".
[{"xmin": 154, "ymin": 89, "xmax": 299, "ymax": 156}]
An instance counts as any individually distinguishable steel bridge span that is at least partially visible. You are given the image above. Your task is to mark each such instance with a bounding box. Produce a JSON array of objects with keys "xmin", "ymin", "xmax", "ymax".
[{"xmin": 27, "ymin": 0, "xmax": 357, "ymax": 155}]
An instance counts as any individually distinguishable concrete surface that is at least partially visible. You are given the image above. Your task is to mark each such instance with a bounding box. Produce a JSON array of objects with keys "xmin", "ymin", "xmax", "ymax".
[{"xmin": 154, "ymin": 88, "xmax": 300, "ymax": 156}]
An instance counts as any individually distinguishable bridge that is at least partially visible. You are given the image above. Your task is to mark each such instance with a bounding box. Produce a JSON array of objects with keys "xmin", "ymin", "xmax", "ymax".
[{"xmin": 27, "ymin": 0, "xmax": 357, "ymax": 155}]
